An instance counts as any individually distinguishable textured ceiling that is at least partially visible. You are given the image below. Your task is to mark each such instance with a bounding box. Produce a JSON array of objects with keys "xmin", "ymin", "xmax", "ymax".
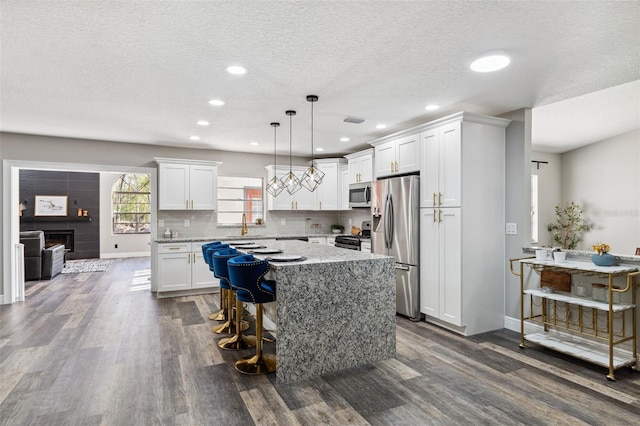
[{"xmin": 1, "ymin": 1, "xmax": 639, "ymax": 156}]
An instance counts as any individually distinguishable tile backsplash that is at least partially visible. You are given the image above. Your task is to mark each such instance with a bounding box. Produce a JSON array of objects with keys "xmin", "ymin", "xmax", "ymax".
[{"xmin": 157, "ymin": 209, "xmax": 370, "ymax": 239}]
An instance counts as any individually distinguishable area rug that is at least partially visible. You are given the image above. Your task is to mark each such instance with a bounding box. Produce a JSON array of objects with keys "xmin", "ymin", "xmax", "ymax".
[{"xmin": 61, "ymin": 259, "xmax": 112, "ymax": 274}]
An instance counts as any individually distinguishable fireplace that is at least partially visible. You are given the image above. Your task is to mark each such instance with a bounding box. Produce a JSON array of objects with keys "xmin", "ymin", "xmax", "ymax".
[{"xmin": 43, "ymin": 229, "xmax": 74, "ymax": 252}]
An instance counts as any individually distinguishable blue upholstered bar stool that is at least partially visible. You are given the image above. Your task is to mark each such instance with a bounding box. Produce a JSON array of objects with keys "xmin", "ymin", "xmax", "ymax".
[
  {"xmin": 228, "ymin": 254, "xmax": 276, "ymax": 375},
  {"xmin": 202, "ymin": 242, "xmax": 229, "ymax": 321},
  {"xmin": 212, "ymin": 249, "xmax": 253, "ymax": 342},
  {"xmin": 211, "ymin": 248, "xmax": 244, "ymax": 334}
]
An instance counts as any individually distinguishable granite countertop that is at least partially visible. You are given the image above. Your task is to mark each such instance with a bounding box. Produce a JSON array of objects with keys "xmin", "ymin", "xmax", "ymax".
[
  {"xmin": 235, "ymin": 239, "xmax": 388, "ymax": 266},
  {"xmin": 155, "ymin": 233, "xmax": 344, "ymax": 244}
]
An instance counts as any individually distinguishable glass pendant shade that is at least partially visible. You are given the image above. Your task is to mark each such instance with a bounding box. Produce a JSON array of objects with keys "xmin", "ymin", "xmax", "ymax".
[
  {"xmin": 279, "ymin": 110, "xmax": 302, "ymax": 194},
  {"xmin": 301, "ymin": 94, "xmax": 322, "ymax": 192},
  {"xmin": 265, "ymin": 122, "xmax": 284, "ymax": 197}
]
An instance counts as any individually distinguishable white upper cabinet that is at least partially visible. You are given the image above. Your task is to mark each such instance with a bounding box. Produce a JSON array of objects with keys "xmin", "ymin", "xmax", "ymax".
[
  {"xmin": 346, "ymin": 149, "xmax": 374, "ymax": 184},
  {"xmin": 156, "ymin": 158, "xmax": 221, "ymax": 210},
  {"xmin": 339, "ymin": 164, "xmax": 350, "ymax": 210},
  {"xmin": 313, "ymin": 159, "xmax": 345, "ymax": 210},
  {"xmin": 265, "ymin": 165, "xmax": 314, "ymax": 211},
  {"xmin": 421, "ymin": 122, "xmax": 461, "ymax": 208},
  {"xmin": 373, "ymin": 133, "xmax": 420, "ymax": 178}
]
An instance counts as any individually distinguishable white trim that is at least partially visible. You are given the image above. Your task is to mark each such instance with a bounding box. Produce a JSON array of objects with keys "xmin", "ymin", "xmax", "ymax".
[
  {"xmin": 504, "ymin": 315, "xmax": 544, "ymax": 335},
  {"xmin": 369, "ymin": 112, "xmax": 511, "ymax": 147},
  {"xmin": 2, "ymin": 159, "xmax": 157, "ymax": 305},
  {"xmin": 101, "ymin": 252, "xmax": 151, "ymax": 259},
  {"xmin": 154, "ymin": 157, "xmax": 222, "ymax": 167}
]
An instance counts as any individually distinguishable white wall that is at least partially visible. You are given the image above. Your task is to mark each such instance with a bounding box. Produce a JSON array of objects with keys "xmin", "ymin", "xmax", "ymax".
[
  {"xmin": 560, "ymin": 129, "xmax": 639, "ymax": 254},
  {"xmin": 100, "ymin": 172, "xmax": 152, "ymax": 258}
]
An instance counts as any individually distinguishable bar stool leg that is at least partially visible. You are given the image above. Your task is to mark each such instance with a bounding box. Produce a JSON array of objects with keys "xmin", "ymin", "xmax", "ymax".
[
  {"xmin": 235, "ymin": 303, "xmax": 276, "ymax": 374},
  {"xmin": 219, "ymin": 298, "xmax": 256, "ymax": 350},
  {"xmin": 208, "ymin": 288, "xmax": 227, "ymax": 321}
]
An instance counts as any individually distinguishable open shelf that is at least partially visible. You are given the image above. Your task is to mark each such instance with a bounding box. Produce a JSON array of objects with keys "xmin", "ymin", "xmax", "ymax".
[
  {"xmin": 20, "ymin": 216, "xmax": 92, "ymax": 222},
  {"xmin": 524, "ymin": 289, "xmax": 635, "ymax": 312},
  {"xmin": 525, "ymin": 332, "xmax": 636, "ymax": 370}
]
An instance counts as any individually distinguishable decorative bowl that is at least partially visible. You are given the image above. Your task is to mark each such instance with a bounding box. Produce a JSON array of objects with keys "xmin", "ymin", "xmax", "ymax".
[{"xmin": 591, "ymin": 253, "xmax": 618, "ymax": 266}]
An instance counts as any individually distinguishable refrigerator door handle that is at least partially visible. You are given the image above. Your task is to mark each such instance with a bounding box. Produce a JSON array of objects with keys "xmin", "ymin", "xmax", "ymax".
[
  {"xmin": 395, "ymin": 264, "xmax": 410, "ymax": 271},
  {"xmin": 388, "ymin": 194, "xmax": 394, "ymax": 249}
]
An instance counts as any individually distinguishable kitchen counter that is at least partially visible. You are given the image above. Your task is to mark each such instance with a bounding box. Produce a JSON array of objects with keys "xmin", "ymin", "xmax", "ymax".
[
  {"xmin": 235, "ymin": 239, "xmax": 396, "ymax": 383},
  {"xmin": 523, "ymin": 247, "xmax": 640, "ymax": 265}
]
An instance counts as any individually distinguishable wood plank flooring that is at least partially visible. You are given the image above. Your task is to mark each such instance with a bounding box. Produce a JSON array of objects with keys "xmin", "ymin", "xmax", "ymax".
[{"xmin": 1, "ymin": 257, "xmax": 639, "ymax": 425}]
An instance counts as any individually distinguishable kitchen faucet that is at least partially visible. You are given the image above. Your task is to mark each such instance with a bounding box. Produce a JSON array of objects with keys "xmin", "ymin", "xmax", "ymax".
[{"xmin": 241, "ymin": 213, "xmax": 248, "ymax": 236}]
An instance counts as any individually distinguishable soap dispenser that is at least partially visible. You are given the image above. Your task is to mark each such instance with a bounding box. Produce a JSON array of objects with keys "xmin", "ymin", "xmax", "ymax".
[{"xmin": 163, "ymin": 228, "xmax": 171, "ymax": 238}]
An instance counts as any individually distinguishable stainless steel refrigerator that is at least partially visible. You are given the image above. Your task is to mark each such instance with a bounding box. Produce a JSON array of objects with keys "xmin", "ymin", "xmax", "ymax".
[{"xmin": 371, "ymin": 175, "xmax": 420, "ymax": 320}]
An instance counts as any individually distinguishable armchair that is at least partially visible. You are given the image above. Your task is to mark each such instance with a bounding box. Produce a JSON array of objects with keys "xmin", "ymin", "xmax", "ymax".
[{"xmin": 20, "ymin": 231, "xmax": 65, "ymax": 280}]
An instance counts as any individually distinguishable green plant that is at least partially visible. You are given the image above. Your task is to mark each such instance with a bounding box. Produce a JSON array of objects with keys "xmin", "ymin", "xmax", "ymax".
[
  {"xmin": 547, "ymin": 201, "xmax": 592, "ymax": 249},
  {"xmin": 331, "ymin": 224, "xmax": 344, "ymax": 231}
]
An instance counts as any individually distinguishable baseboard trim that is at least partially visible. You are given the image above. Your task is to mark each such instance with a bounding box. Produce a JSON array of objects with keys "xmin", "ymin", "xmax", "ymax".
[
  {"xmin": 504, "ymin": 315, "xmax": 544, "ymax": 334},
  {"xmin": 101, "ymin": 252, "xmax": 150, "ymax": 259}
]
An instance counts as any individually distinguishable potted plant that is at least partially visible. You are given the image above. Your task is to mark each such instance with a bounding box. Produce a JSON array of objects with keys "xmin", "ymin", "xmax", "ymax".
[
  {"xmin": 547, "ymin": 201, "xmax": 592, "ymax": 249},
  {"xmin": 331, "ymin": 224, "xmax": 345, "ymax": 234}
]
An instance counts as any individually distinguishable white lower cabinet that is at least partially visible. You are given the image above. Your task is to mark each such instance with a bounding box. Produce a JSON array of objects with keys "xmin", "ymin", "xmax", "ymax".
[
  {"xmin": 308, "ymin": 237, "xmax": 327, "ymax": 245},
  {"xmin": 361, "ymin": 240, "xmax": 371, "ymax": 253},
  {"xmin": 157, "ymin": 242, "xmax": 217, "ymax": 293},
  {"xmin": 420, "ymin": 208, "xmax": 462, "ymax": 325}
]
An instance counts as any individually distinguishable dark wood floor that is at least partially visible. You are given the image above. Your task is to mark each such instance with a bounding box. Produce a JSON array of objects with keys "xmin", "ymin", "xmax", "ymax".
[{"xmin": 1, "ymin": 257, "xmax": 639, "ymax": 425}]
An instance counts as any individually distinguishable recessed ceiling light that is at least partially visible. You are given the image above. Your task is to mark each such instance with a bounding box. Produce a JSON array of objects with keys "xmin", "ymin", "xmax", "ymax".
[
  {"xmin": 249, "ymin": 141, "xmax": 259, "ymax": 146},
  {"xmin": 340, "ymin": 137, "xmax": 350, "ymax": 142},
  {"xmin": 208, "ymin": 99, "xmax": 225, "ymax": 106},
  {"xmin": 315, "ymin": 147, "xmax": 324, "ymax": 152},
  {"xmin": 376, "ymin": 124, "xmax": 387, "ymax": 129},
  {"xmin": 226, "ymin": 65, "xmax": 247, "ymax": 75},
  {"xmin": 196, "ymin": 120, "xmax": 210, "ymax": 126},
  {"xmin": 424, "ymin": 104, "xmax": 440, "ymax": 111},
  {"xmin": 470, "ymin": 51, "xmax": 511, "ymax": 72},
  {"xmin": 189, "ymin": 135, "xmax": 200, "ymax": 141}
]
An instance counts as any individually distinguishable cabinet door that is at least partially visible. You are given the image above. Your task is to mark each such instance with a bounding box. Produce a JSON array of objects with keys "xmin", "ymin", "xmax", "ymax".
[
  {"xmin": 192, "ymin": 250, "xmax": 217, "ymax": 289},
  {"xmin": 421, "ymin": 128, "xmax": 440, "ymax": 208},
  {"xmin": 339, "ymin": 165, "xmax": 350, "ymax": 210},
  {"xmin": 308, "ymin": 237, "xmax": 326, "ymax": 245},
  {"xmin": 395, "ymin": 134, "xmax": 420, "ymax": 174},
  {"xmin": 439, "ymin": 122, "xmax": 461, "ymax": 208},
  {"xmin": 189, "ymin": 164, "xmax": 217, "ymax": 210},
  {"xmin": 157, "ymin": 252, "xmax": 191, "ymax": 292},
  {"xmin": 439, "ymin": 208, "xmax": 462, "ymax": 326},
  {"xmin": 315, "ymin": 162, "xmax": 338, "ymax": 210},
  {"xmin": 360, "ymin": 154, "xmax": 374, "ymax": 182},
  {"xmin": 159, "ymin": 163, "xmax": 189, "ymax": 210},
  {"xmin": 375, "ymin": 142, "xmax": 395, "ymax": 177},
  {"xmin": 293, "ymin": 174, "xmax": 315, "ymax": 210},
  {"xmin": 348, "ymin": 158, "xmax": 362, "ymax": 184},
  {"xmin": 420, "ymin": 209, "xmax": 439, "ymax": 317}
]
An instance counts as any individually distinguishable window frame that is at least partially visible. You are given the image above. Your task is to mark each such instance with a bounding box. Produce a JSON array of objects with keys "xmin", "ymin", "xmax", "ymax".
[
  {"xmin": 216, "ymin": 176, "xmax": 265, "ymax": 226},
  {"xmin": 112, "ymin": 173, "xmax": 151, "ymax": 234}
]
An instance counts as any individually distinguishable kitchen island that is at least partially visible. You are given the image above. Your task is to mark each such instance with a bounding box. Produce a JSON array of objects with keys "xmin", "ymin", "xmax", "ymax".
[{"xmin": 237, "ymin": 239, "xmax": 396, "ymax": 383}]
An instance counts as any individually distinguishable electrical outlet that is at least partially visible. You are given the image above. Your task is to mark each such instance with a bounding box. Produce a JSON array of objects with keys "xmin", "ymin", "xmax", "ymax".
[
  {"xmin": 506, "ymin": 223, "xmax": 518, "ymax": 235},
  {"xmin": 184, "ymin": 219, "xmax": 190, "ymax": 227},
  {"xmin": 158, "ymin": 219, "xmax": 164, "ymax": 227},
  {"xmin": 281, "ymin": 218, "xmax": 286, "ymax": 225},
  {"xmin": 114, "ymin": 244, "xmax": 118, "ymax": 249}
]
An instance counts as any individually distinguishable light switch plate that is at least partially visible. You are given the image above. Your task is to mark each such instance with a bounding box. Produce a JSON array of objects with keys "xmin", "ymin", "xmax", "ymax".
[
  {"xmin": 158, "ymin": 219, "xmax": 164, "ymax": 227},
  {"xmin": 506, "ymin": 223, "xmax": 518, "ymax": 235},
  {"xmin": 281, "ymin": 218, "xmax": 286, "ymax": 225},
  {"xmin": 184, "ymin": 219, "xmax": 190, "ymax": 227}
]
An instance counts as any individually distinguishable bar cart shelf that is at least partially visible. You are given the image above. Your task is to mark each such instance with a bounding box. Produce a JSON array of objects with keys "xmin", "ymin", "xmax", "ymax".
[{"xmin": 510, "ymin": 257, "xmax": 639, "ymax": 381}]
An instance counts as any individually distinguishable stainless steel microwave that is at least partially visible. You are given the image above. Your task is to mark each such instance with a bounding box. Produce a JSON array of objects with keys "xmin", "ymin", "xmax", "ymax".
[{"xmin": 349, "ymin": 182, "xmax": 371, "ymax": 208}]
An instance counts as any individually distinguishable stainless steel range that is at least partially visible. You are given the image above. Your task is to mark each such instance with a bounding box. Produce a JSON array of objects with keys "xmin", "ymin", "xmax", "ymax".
[{"xmin": 334, "ymin": 221, "xmax": 371, "ymax": 251}]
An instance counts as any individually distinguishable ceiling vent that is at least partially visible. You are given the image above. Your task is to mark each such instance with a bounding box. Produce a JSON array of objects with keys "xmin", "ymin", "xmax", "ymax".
[{"xmin": 343, "ymin": 116, "xmax": 366, "ymax": 124}]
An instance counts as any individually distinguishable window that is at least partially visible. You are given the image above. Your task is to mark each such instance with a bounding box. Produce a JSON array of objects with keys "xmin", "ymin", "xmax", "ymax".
[
  {"xmin": 217, "ymin": 176, "xmax": 264, "ymax": 225},
  {"xmin": 112, "ymin": 173, "xmax": 151, "ymax": 234}
]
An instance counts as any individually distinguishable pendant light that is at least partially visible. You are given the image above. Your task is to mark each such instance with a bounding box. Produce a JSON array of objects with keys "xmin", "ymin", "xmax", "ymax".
[
  {"xmin": 265, "ymin": 122, "xmax": 284, "ymax": 197},
  {"xmin": 301, "ymin": 95, "xmax": 324, "ymax": 192},
  {"xmin": 280, "ymin": 110, "xmax": 302, "ymax": 195}
]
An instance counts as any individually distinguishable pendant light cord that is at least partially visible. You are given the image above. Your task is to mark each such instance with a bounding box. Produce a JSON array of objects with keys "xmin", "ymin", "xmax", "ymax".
[{"xmin": 310, "ymin": 100, "xmax": 314, "ymax": 163}]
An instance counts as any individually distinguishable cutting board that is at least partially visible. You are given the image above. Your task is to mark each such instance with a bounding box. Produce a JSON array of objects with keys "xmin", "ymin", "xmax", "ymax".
[{"xmin": 540, "ymin": 270, "xmax": 571, "ymax": 292}]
